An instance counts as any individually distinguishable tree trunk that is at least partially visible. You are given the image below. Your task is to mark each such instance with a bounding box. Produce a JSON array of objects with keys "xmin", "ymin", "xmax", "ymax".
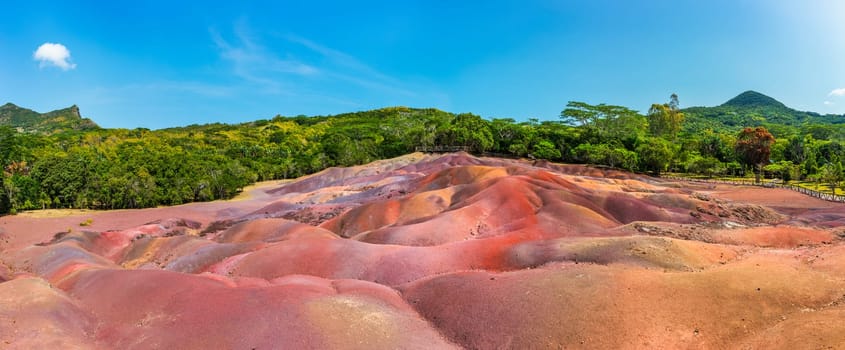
[{"xmin": 755, "ymin": 164, "xmax": 762, "ymax": 184}]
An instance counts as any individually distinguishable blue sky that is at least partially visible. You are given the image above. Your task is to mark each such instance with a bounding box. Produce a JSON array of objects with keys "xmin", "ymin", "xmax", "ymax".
[{"xmin": 1, "ymin": 0, "xmax": 844, "ymax": 129}]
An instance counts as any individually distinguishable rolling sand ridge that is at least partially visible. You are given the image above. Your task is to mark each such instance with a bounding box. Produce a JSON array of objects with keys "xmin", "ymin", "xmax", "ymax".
[{"xmin": 2, "ymin": 152, "xmax": 845, "ymax": 349}]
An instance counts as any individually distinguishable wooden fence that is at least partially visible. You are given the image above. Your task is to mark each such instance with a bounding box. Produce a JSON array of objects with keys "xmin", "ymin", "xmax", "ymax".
[
  {"xmin": 414, "ymin": 146, "xmax": 471, "ymax": 153},
  {"xmin": 663, "ymin": 176, "xmax": 845, "ymax": 203}
]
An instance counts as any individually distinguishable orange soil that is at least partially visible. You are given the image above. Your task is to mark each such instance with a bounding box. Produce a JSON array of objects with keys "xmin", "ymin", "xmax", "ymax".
[{"xmin": 2, "ymin": 152, "xmax": 845, "ymax": 349}]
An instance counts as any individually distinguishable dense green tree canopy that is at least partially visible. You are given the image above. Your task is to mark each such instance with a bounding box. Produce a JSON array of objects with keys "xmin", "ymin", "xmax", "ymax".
[
  {"xmin": 637, "ymin": 137, "xmax": 674, "ymax": 176},
  {"xmin": 2, "ymin": 89, "xmax": 845, "ymax": 215}
]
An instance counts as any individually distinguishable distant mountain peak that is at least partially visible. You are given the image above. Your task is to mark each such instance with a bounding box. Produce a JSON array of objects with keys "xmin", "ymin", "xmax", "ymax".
[
  {"xmin": 681, "ymin": 90, "xmax": 845, "ymax": 132},
  {"xmin": 721, "ymin": 90, "xmax": 787, "ymax": 109},
  {"xmin": 0, "ymin": 103, "xmax": 98, "ymax": 133}
]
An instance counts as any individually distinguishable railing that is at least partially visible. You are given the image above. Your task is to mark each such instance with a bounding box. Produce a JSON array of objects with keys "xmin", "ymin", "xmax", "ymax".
[
  {"xmin": 414, "ymin": 146, "xmax": 471, "ymax": 153},
  {"xmin": 663, "ymin": 175, "xmax": 845, "ymax": 203}
]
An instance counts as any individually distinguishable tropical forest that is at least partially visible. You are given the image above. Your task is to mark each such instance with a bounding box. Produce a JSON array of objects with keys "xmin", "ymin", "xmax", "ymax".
[{"xmin": 0, "ymin": 90, "xmax": 842, "ymax": 215}]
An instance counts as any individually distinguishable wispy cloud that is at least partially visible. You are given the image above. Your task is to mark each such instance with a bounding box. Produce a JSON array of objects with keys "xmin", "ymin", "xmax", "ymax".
[
  {"xmin": 209, "ymin": 20, "xmax": 425, "ymax": 102},
  {"xmin": 825, "ymin": 101, "xmax": 835, "ymax": 106},
  {"xmin": 123, "ymin": 81, "xmax": 234, "ymax": 97},
  {"xmin": 283, "ymin": 34, "xmax": 416, "ymax": 97},
  {"xmin": 829, "ymin": 88, "xmax": 845, "ymax": 97},
  {"xmin": 33, "ymin": 42, "xmax": 76, "ymax": 70},
  {"xmin": 210, "ymin": 21, "xmax": 319, "ymax": 95}
]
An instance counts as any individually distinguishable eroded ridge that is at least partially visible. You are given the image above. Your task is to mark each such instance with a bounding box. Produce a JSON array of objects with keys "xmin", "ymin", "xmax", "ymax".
[{"xmin": 2, "ymin": 152, "xmax": 845, "ymax": 349}]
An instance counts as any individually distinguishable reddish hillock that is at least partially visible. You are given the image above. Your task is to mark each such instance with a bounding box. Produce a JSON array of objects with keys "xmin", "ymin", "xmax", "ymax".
[{"xmin": 2, "ymin": 152, "xmax": 845, "ymax": 348}]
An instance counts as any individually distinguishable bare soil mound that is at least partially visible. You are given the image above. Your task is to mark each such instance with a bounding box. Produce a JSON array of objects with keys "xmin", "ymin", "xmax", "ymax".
[{"xmin": 2, "ymin": 152, "xmax": 845, "ymax": 348}]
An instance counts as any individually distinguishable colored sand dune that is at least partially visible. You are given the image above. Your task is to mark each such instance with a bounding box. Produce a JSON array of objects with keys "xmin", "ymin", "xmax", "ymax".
[{"xmin": 2, "ymin": 152, "xmax": 845, "ymax": 349}]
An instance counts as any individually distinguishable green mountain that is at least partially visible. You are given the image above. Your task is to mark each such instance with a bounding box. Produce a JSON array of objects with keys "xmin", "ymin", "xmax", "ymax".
[
  {"xmin": 721, "ymin": 90, "xmax": 788, "ymax": 109},
  {"xmin": 682, "ymin": 90, "xmax": 843, "ymax": 132},
  {"xmin": 0, "ymin": 103, "xmax": 99, "ymax": 134}
]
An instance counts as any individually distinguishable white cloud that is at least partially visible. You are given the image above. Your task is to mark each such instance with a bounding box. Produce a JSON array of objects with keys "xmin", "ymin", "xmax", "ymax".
[
  {"xmin": 829, "ymin": 88, "xmax": 845, "ymax": 97},
  {"xmin": 284, "ymin": 34, "xmax": 415, "ymax": 97},
  {"xmin": 33, "ymin": 42, "xmax": 76, "ymax": 70},
  {"xmin": 824, "ymin": 101, "xmax": 835, "ymax": 105},
  {"xmin": 210, "ymin": 22, "xmax": 317, "ymax": 95},
  {"xmin": 209, "ymin": 20, "xmax": 443, "ymax": 106}
]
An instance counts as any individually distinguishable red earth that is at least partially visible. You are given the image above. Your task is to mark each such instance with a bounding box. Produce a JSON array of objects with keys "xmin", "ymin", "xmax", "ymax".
[{"xmin": 2, "ymin": 152, "xmax": 845, "ymax": 349}]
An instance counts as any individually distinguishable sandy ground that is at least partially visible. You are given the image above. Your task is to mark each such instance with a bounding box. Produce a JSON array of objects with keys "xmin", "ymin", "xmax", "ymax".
[
  {"xmin": 2, "ymin": 152, "xmax": 845, "ymax": 349},
  {"xmin": 0, "ymin": 179, "xmax": 289, "ymax": 252}
]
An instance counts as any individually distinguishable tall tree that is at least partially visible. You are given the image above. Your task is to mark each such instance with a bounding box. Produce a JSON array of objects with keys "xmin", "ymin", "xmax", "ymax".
[
  {"xmin": 531, "ymin": 140, "xmax": 561, "ymax": 160},
  {"xmin": 636, "ymin": 137, "xmax": 673, "ymax": 176},
  {"xmin": 820, "ymin": 160, "xmax": 844, "ymax": 196},
  {"xmin": 0, "ymin": 127, "xmax": 19, "ymax": 213},
  {"xmin": 444, "ymin": 113, "xmax": 494, "ymax": 153},
  {"xmin": 560, "ymin": 101, "xmax": 646, "ymax": 147},
  {"xmin": 734, "ymin": 127, "xmax": 776, "ymax": 183},
  {"xmin": 0, "ymin": 126, "xmax": 18, "ymax": 166},
  {"xmin": 668, "ymin": 93, "xmax": 680, "ymax": 111},
  {"xmin": 647, "ymin": 94, "xmax": 684, "ymax": 139},
  {"xmin": 697, "ymin": 129, "xmax": 732, "ymax": 162}
]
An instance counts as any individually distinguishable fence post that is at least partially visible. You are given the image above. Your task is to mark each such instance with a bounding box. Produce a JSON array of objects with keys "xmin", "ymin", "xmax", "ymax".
[{"xmin": 666, "ymin": 175, "xmax": 845, "ymax": 203}]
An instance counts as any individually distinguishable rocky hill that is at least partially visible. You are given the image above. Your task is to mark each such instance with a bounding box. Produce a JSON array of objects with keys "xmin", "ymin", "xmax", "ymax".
[{"xmin": 0, "ymin": 103, "xmax": 99, "ymax": 133}]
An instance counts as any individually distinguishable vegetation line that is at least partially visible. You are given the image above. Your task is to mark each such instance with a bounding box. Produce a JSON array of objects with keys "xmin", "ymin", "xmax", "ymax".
[{"xmin": 2, "ymin": 90, "xmax": 845, "ymax": 215}]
